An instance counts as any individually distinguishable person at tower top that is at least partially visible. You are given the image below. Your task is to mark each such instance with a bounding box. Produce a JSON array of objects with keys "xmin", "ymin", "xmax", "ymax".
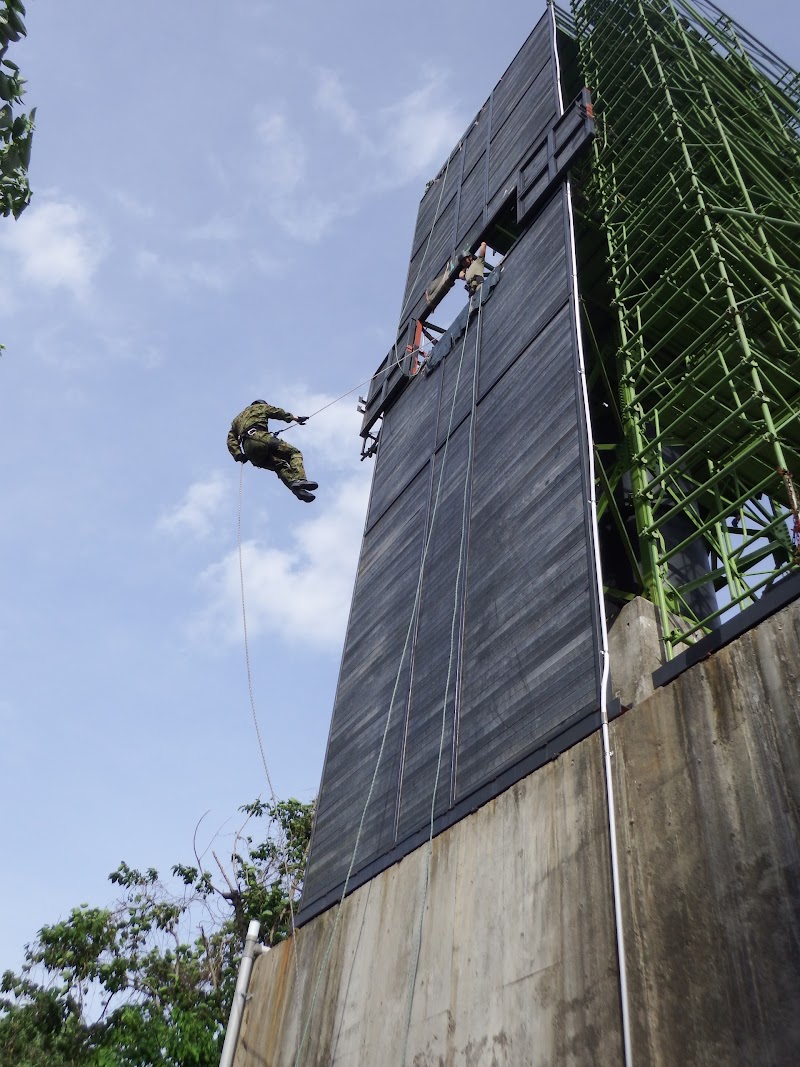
[
  {"xmin": 425, "ymin": 241, "xmax": 489, "ymax": 306},
  {"xmin": 459, "ymin": 241, "xmax": 488, "ymax": 295},
  {"xmin": 227, "ymin": 400, "xmax": 318, "ymax": 503}
]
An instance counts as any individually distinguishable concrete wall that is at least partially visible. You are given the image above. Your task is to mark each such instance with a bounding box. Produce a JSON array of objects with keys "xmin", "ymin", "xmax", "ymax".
[
  {"xmin": 611, "ymin": 599, "xmax": 800, "ymax": 1064},
  {"xmin": 234, "ymin": 731, "xmax": 621, "ymax": 1066},
  {"xmin": 233, "ymin": 597, "xmax": 800, "ymax": 1066}
]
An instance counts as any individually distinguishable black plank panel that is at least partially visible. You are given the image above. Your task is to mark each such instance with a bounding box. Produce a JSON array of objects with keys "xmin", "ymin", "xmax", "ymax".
[
  {"xmin": 434, "ymin": 302, "xmax": 479, "ymax": 450},
  {"xmin": 409, "ymin": 150, "xmax": 462, "ymax": 261},
  {"xmin": 478, "ymin": 192, "xmax": 570, "ymax": 397},
  {"xmin": 488, "ymin": 63, "xmax": 558, "ymax": 204},
  {"xmin": 366, "ymin": 368, "xmax": 438, "ymax": 531},
  {"xmin": 454, "ymin": 306, "xmax": 599, "ymax": 797},
  {"xmin": 395, "ymin": 423, "xmax": 471, "ymax": 840},
  {"xmin": 490, "ymin": 19, "xmax": 553, "ymax": 134},
  {"xmin": 401, "ymin": 195, "xmax": 458, "ymax": 314},
  {"xmin": 300, "ymin": 9, "xmax": 602, "ymax": 922},
  {"xmin": 301, "ymin": 470, "xmax": 429, "ymax": 906},
  {"xmin": 455, "ymin": 155, "xmax": 487, "ymax": 250},
  {"xmin": 463, "ymin": 106, "xmax": 489, "ymax": 179}
]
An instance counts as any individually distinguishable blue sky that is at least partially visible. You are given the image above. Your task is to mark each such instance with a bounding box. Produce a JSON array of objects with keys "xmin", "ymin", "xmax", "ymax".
[{"xmin": 0, "ymin": 0, "xmax": 796, "ymax": 971}]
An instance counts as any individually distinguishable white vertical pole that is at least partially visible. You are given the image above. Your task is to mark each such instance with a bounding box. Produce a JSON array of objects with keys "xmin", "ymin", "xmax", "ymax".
[
  {"xmin": 547, "ymin": 4, "xmax": 634, "ymax": 1064},
  {"xmin": 219, "ymin": 920, "xmax": 269, "ymax": 1067}
]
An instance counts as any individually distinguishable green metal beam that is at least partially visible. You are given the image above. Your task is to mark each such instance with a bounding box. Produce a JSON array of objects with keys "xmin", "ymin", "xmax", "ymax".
[{"xmin": 569, "ymin": 0, "xmax": 800, "ymax": 657}]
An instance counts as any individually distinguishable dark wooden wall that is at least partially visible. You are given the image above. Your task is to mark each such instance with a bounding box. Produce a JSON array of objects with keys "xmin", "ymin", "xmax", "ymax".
[
  {"xmin": 397, "ymin": 17, "xmax": 558, "ymax": 343},
  {"xmin": 299, "ymin": 12, "xmax": 603, "ymax": 923}
]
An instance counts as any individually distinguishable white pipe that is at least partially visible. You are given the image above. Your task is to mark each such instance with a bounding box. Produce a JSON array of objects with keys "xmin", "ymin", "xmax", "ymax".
[
  {"xmin": 547, "ymin": 4, "xmax": 634, "ymax": 1063},
  {"xmin": 219, "ymin": 920, "xmax": 270, "ymax": 1067}
]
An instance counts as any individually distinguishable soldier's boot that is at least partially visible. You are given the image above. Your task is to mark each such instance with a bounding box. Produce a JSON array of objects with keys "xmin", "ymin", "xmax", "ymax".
[
  {"xmin": 290, "ymin": 479, "xmax": 318, "ymax": 492},
  {"xmin": 292, "ymin": 487, "xmax": 316, "ymax": 503}
]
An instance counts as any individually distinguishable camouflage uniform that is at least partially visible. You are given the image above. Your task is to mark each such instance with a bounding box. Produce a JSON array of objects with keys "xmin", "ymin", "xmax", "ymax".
[
  {"xmin": 463, "ymin": 254, "xmax": 486, "ymax": 294},
  {"xmin": 426, "ymin": 261, "xmax": 453, "ymax": 305},
  {"xmin": 227, "ymin": 401, "xmax": 309, "ymax": 489}
]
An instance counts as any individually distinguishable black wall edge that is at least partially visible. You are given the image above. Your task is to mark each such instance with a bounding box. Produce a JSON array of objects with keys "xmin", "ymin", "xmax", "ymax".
[{"xmin": 297, "ymin": 695, "xmax": 622, "ymax": 927}]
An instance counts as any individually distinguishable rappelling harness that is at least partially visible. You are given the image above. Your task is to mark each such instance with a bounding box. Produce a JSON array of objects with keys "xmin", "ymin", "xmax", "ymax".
[{"xmin": 237, "ymin": 423, "xmax": 293, "ymax": 472}]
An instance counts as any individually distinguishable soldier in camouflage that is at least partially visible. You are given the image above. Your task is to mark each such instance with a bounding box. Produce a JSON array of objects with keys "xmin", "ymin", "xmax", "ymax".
[
  {"xmin": 227, "ymin": 400, "xmax": 319, "ymax": 502},
  {"xmin": 459, "ymin": 241, "xmax": 487, "ymax": 295}
]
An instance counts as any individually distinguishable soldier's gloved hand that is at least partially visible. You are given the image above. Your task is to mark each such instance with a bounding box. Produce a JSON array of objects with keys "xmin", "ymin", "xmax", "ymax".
[
  {"xmin": 295, "ymin": 415, "xmax": 309, "ymax": 425},
  {"xmin": 235, "ymin": 453, "xmax": 249, "ymax": 463}
]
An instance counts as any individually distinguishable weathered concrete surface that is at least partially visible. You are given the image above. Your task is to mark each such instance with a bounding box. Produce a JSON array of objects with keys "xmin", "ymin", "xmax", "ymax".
[
  {"xmin": 608, "ymin": 597, "xmax": 663, "ymax": 709},
  {"xmin": 234, "ymin": 597, "xmax": 800, "ymax": 1066},
  {"xmin": 611, "ymin": 596, "xmax": 800, "ymax": 1065},
  {"xmin": 233, "ymin": 733, "xmax": 622, "ymax": 1066}
]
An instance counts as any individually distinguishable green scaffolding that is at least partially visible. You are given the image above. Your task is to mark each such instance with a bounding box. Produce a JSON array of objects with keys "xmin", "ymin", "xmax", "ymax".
[{"xmin": 566, "ymin": 0, "xmax": 800, "ymax": 657}]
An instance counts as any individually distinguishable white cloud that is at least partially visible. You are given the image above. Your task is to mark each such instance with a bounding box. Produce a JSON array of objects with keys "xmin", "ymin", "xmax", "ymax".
[
  {"xmin": 157, "ymin": 472, "xmax": 229, "ymax": 540},
  {"xmin": 245, "ymin": 72, "xmax": 465, "ymax": 245},
  {"xmin": 0, "ymin": 198, "xmax": 107, "ymax": 299},
  {"xmin": 274, "ymin": 194, "xmax": 355, "ymax": 244},
  {"xmin": 195, "ymin": 473, "xmax": 370, "ymax": 648},
  {"xmin": 28, "ymin": 322, "xmax": 163, "ymax": 373},
  {"xmin": 0, "ymin": 700, "xmax": 23, "ymax": 769},
  {"xmin": 314, "ymin": 68, "xmax": 463, "ymax": 183},
  {"xmin": 234, "ymin": 0, "xmax": 275, "ymax": 20},
  {"xmin": 110, "ymin": 189, "xmax": 155, "ymax": 220},
  {"xmin": 250, "ymin": 110, "xmax": 354, "ymax": 243},
  {"xmin": 314, "ymin": 69, "xmax": 370, "ymax": 147},
  {"xmin": 134, "ymin": 249, "xmax": 230, "ymax": 293},
  {"xmin": 99, "ymin": 331, "xmax": 163, "ymax": 369},
  {"xmin": 380, "ymin": 77, "xmax": 464, "ymax": 182},
  {"xmin": 186, "ymin": 216, "xmax": 241, "ymax": 243},
  {"xmin": 254, "ymin": 112, "xmax": 307, "ymax": 199},
  {"xmin": 250, "ymin": 247, "xmax": 292, "ymax": 278}
]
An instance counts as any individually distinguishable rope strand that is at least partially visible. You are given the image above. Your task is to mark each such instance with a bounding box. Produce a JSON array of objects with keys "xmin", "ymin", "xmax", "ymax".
[
  {"xmin": 400, "ymin": 292, "xmax": 484, "ymax": 1063},
  {"xmin": 237, "ymin": 465, "xmax": 300, "ymax": 980},
  {"xmin": 293, "ymin": 287, "xmax": 479, "ymax": 1067}
]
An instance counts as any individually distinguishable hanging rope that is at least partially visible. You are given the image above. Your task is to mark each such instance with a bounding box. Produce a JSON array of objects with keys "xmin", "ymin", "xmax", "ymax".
[
  {"xmin": 292, "ymin": 286, "xmax": 480, "ymax": 1067},
  {"xmin": 237, "ymin": 464, "xmax": 300, "ymax": 981},
  {"xmin": 270, "ymin": 350, "xmax": 409, "ymax": 436},
  {"xmin": 213, "ymin": 146, "xmax": 464, "ymax": 1063},
  {"xmin": 400, "ymin": 291, "xmax": 484, "ymax": 1063}
]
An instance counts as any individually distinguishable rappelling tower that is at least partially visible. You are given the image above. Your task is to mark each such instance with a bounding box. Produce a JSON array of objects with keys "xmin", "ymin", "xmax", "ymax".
[{"xmin": 228, "ymin": 4, "xmax": 800, "ymax": 1064}]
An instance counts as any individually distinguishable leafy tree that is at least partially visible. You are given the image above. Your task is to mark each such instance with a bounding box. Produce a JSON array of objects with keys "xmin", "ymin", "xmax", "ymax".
[
  {"xmin": 1, "ymin": 0, "xmax": 35, "ymax": 357},
  {"xmin": 0, "ymin": 798, "xmax": 314, "ymax": 1067},
  {"xmin": 1, "ymin": 0, "xmax": 35, "ymax": 220}
]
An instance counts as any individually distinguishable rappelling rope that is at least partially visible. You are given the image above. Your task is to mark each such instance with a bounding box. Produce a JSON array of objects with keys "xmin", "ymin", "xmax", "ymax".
[
  {"xmin": 400, "ymin": 290, "xmax": 484, "ymax": 1063},
  {"xmin": 234, "ymin": 158, "xmax": 457, "ymax": 965},
  {"xmin": 237, "ymin": 464, "xmax": 300, "ymax": 982},
  {"xmin": 270, "ymin": 351, "xmax": 409, "ymax": 435},
  {"xmin": 292, "ymin": 284, "xmax": 478, "ymax": 1067}
]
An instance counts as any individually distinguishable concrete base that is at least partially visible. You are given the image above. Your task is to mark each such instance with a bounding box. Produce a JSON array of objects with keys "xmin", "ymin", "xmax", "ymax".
[
  {"xmin": 233, "ymin": 598, "xmax": 800, "ymax": 1066},
  {"xmin": 235, "ymin": 734, "xmax": 621, "ymax": 1066},
  {"xmin": 612, "ymin": 598, "xmax": 800, "ymax": 1064},
  {"xmin": 608, "ymin": 596, "xmax": 663, "ymax": 709}
]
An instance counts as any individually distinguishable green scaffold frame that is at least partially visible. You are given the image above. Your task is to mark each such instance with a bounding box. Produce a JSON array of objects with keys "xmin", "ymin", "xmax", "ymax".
[{"xmin": 566, "ymin": 0, "xmax": 800, "ymax": 658}]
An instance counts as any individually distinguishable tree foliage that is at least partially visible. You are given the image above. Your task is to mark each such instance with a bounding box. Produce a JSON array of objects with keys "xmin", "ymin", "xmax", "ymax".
[
  {"xmin": 1, "ymin": 0, "xmax": 35, "ymax": 220},
  {"xmin": 0, "ymin": 798, "xmax": 314, "ymax": 1067}
]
